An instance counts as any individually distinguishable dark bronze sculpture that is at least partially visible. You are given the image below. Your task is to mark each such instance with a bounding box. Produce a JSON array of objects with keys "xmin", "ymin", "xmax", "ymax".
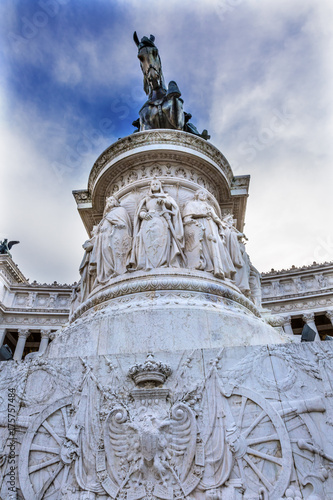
[
  {"xmin": 133, "ymin": 32, "xmax": 209, "ymax": 140},
  {"xmin": 0, "ymin": 239, "xmax": 20, "ymax": 257}
]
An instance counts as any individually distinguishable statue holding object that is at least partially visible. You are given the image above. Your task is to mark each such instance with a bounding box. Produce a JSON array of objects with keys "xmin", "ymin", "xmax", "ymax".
[
  {"xmin": 89, "ymin": 196, "xmax": 132, "ymax": 285},
  {"xmin": 130, "ymin": 178, "xmax": 185, "ymax": 271},
  {"xmin": 79, "ymin": 225, "xmax": 98, "ymax": 302},
  {"xmin": 182, "ymin": 190, "xmax": 235, "ymax": 280}
]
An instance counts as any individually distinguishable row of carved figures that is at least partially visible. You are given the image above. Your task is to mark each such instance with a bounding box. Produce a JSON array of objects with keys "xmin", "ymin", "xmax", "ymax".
[{"xmin": 72, "ymin": 179, "xmax": 261, "ymax": 309}]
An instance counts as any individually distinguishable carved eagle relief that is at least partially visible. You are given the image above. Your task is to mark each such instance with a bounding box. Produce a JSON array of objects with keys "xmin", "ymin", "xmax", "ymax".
[{"xmin": 103, "ymin": 402, "xmax": 198, "ymax": 495}]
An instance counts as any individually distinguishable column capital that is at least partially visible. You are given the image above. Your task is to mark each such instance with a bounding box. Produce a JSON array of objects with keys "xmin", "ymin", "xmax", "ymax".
[
  {"xmin": 281, "ymin": 315, "xmax": 291, "ymax": 324},
  {"xmin": 17, "ymin": 328, "xmax": 30, "ymax": 339},
  {"xmin": 14, "ymin": 329, "xmax": 30, "ymax": 360},
  {"xmin": 326, "ymin": 310, "xmax": 333, "ymax": 321},
  {"xmin": 302, "ymin": 313, "xmax": 315, "ymax": 323},
  {"xmin": 40, "ymin": 329, "xmax": 52, "ymax": 339}
]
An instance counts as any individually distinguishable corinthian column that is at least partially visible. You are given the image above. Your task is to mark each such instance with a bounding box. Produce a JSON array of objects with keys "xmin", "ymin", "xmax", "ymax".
[
  {"xmin": 39, "ymin": 329, "xmax": 52, "ymax": 354},
  {"xmin": 282, "ymin": 316, "xmax": 294, "ymax": 337},
  {"xmin": 0, "ymin": 328, "xmax": 6, "ymax": 348},
  {"xmin": 326, "ymin": 311, "xmax": 333, "ymax": 326},
  {"xmin": 302, "ymin": 313, "xmax": 320, "ymax": 342},
  {"xmin": 14, "ymin": 329, "xmax": 30, "ymax": 360}
]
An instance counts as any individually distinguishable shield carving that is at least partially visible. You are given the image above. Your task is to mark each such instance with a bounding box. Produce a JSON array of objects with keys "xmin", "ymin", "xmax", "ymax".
[{"xmin": 140, "ymin": 430, "xmax": 159, "ymax": 461}]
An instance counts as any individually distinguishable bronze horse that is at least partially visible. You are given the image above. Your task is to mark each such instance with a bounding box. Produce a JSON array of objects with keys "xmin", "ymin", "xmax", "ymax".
[{"xmin": 133, "ymin": 32, "xmax": 209, "ymax": 140}]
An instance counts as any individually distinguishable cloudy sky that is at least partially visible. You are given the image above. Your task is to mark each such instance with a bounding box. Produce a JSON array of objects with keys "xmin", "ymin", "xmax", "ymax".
[{"xmin": 1, "ymin": 0, "xmax": 333, "ymax": 284}]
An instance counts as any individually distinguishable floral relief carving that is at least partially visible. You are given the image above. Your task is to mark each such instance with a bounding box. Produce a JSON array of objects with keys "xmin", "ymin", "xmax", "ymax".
[{"xmin": 107, "ymin": 162, "xmax": 219, "ymax": 199}]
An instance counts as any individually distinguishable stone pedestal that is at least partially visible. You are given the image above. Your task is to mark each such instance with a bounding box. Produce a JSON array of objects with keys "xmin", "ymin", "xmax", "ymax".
[
  {"xmin": 1, "ymin": 131, "xmax": 332, "ymax": 500},
  {"xmin": 49, "ymin": 269, "xmax": 287, "ymax": 359},
  {"xmin": 1, "ymin": 343, "xmax": 332, "ymax": 500}
]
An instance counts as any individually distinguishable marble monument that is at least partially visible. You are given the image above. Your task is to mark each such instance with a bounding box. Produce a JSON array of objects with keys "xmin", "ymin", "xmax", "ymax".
[{"xmin": 0, "ymin": 33, "xmax": 333, "ymax": 500}]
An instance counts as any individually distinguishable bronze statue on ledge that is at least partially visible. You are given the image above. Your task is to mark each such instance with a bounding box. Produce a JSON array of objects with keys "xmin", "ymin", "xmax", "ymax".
[
  {"xmin": 0, "ymin": 238, "xmax": 20, "ymax": 258},
  {"xmin": 133, "ymin": 32, "xmax": 210, "ymax": 140}
]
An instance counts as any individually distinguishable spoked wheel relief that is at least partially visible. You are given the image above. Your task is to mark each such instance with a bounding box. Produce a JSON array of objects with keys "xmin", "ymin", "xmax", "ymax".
[
  {"xmin": 225, "ymin": 387, "xmax": 293, "ymax": 499},
  {"xmin": 19, "ymin": 396, "xmax": 75, "ymax": 500}
]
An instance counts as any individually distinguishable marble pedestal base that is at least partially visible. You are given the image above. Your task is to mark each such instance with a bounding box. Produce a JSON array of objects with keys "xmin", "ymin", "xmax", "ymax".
[
  {"xmin": 1, "ymin": 343, "xmax": 333, "ymax": 499},
  {"xmin": 49, "ymin": 270, "xmax": 288, "ymax": 358}
]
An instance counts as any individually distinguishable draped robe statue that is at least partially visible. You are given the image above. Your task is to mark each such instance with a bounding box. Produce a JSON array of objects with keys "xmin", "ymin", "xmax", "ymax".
[
  {"xmin": 223, "ymin": 214, "xmax": 244, "ymax": 269},
  {"xmin": 223, "ymin": 215, "xmax": 251, "ymax": 295},
  {"xmin": 130, "ymin": 179, "xmax": 185, "ymax": 270},
  {"xmin": 234, "ymin": 240, "xmax": 251, "ymax": 296},
  {"xmin": 182, "ymin": 190, "xmax": 235, "ymax": 280},
  {"xmin": 249, "ymin": 261, "xmax": 262, "ymax": 308},
  {"xmin": 89, "ymin": 196, "xmax": 132, "ymax": 285},
  {"xmin": 79, "ymin": 225, "xmax": 97, "ymax": 302}
]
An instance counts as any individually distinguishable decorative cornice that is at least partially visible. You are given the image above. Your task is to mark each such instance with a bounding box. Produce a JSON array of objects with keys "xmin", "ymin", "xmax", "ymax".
[
  {"xmin": 262, "ymin": 288, "xmax": 333, "ymax": 303},
  {"xmin": 87, "ymin": 130, "xmax": 234, "ymax": 194},
  {"xmin": 262, "ymin": 261, "xmax": 333, "ymax": 277},
  {"xmin": 24, "ymin": 281, "xmax": 73, "ymax": 289},
  {"xmin": 0, "ymin": 255, "xmax": 28, "ymax": 284},
  {"xmin": 72, "ymin": 189, "xmax": 92, "ymax": 206}
]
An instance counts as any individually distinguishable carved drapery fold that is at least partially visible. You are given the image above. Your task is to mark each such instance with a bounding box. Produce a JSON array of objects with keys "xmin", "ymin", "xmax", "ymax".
[{"xmin": 73, "ymin": 178, "xmax": 258, "ymax": 317}]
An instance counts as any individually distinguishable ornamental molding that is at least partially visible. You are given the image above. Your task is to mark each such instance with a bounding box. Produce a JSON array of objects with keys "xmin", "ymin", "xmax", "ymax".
[
  {"xmin": 11, "ymin": 291, "xmax": 71, "ymax": 310},
  {"xmin": 0, "ymin": 314, "xmax": 67, "ymax": 326},
  {"xmin": 262, "ymin": 261, "xmax": 333, "ymax": 278},
  {"xmin": 72, "ymin": 189, "xmax": 92, "ymax": 205},
  {"xmin": 267, "ymin": 297, "xmax": 333, "ymax": 314},
  {"xmin": 99, "ymin": 156, "xmax": 226, "ymax": 206},
  {"xmin": 0, "ymin": 302, "xmax": 70, "ymax": 315},
  {"xmin": 262, "ymin": 268, "xmax": 333, "ymax": 302},
  {"xmin": 69, "ymin": 290, "xmax": 255, "ymax": 329},
  {"xmin": 262, "ymin": 288, "xmax": 333, "ymax": 303},
  {"xmin": 70, "ymin": 270, "xmax": 261, "ymax": 322},
  {"xmin": 0, "ymin": 255, "xmax": 28, "ymax": 284},
  {"xmin": 88, "ymin": 130, "xmax": 234, "ymax": 195}
]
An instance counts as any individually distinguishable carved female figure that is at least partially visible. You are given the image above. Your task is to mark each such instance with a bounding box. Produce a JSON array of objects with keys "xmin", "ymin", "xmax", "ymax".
[
  {"xmin": 89, "ymin": 196, "xmax": 132, "ymax": 285},
  {"xmin": 79, "ymin": 225, "xmax": 97, "ymax": 302},
  {"xmin": 249, "ymin": 261, "xmax": 262, "ymax": 307},
  {"xmin": 130, "ymin": 179, "xmax": 185, "ymax": 270},
  {"xmin": 182, "ymin": 190, "xmax": 235, "ymax": 279},
  {"xmin": 222, "ymin": 214, "xmax": 245, "ymax": 269},
  {"xmin": 233, "ymin": 239, "xmax": 251, "ymax": 295}
]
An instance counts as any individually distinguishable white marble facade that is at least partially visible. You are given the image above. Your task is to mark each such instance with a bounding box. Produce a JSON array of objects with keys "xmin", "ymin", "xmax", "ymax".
[
  {"xmin": 1, "ymin": 344, "xmax": 333, "ymax": 499},
  {"xmin": 1, "ymin": 130, "xmax": 332, "ymax": 500}
]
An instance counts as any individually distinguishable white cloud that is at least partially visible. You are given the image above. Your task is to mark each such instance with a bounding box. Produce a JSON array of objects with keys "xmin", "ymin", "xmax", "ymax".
[{"xmin": 1, "ymin": 0, "xmax": 332, "ymax": 284}]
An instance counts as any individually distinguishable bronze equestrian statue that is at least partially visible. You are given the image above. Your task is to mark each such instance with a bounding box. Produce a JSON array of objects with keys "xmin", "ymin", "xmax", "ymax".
[{"xmin": 133, "ymin": 32, "xmax": 209, "ymax": 140}]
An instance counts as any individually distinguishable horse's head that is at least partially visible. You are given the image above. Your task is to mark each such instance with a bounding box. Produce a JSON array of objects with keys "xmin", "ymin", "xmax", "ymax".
[{"xmin": 134, "ymin": 32, "xmax": 166, "ymax": 97}]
